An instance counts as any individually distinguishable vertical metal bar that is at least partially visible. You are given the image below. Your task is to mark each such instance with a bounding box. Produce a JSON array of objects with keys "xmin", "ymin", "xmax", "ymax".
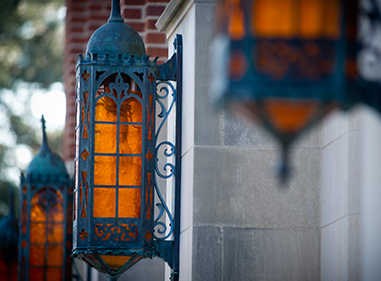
[{"xmin": 173, "ymin": 34, "xmax": 183, "ymax": 281}]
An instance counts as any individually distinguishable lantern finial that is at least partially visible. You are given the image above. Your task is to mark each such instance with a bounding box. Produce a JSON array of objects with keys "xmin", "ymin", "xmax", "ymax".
[
  {"xmin": 40, "ymin": 114, "xmax": 50, "ymax": 153},
  {"xmin": 108, "ymin": 0, "xmax": 123, "ymax": 23}
]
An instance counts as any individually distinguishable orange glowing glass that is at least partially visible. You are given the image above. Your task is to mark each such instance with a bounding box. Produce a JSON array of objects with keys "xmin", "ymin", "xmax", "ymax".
[
  {"xmin": 99, "ymin": 255, "xmax": 131, "ymax": 271},
  {"xmin": 95, "ymin": 96, "xmax": 117, "ymax": 122},
  {"xmin": 264, "ymin": 100, "xmax": 319, "ymax": 133},
  {"xmin": 252, "ymin": 0, "xmax": 340, "ymax": 39},
  {"xmin": 94, "ymin": 124, "xmax": 117, "ymax": 154},
  {"xmin": 118, "ymin": 188, "xmax": 141, "ymax": 218},
  {"xmin": 47, "ymin": 246, "xmax": 64, "ymax": 266},
  {"xmin": 226, "ymin": 0, "xmax": 245, "ymax": 40},
  {"xmin": 93, "ymin": 188, "xmax": 116, "ymax": 217},
  {"xmin": 119, "ymin": 157, "xmax": 142, "ymax": 186},
  {"xmin": 121, "ymin": 97, "xmax": 142, "ymax": 123},
  {"xmin": 94, "ymin": 156, "xmax": 116, "ymax": 186},
  {"xmin": 119, "ymin": 125, "xmax": 142, "ymax": 154}
]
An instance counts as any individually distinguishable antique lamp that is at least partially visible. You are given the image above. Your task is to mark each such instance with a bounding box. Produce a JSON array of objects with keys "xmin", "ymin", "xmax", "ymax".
[
  {"xmin": 212, "ymin": 0, "xmax": 381, "ymax": 178},
  {"xmin": 72, "ymin": 0, "xmax": 182, "ymax": 280},
  {"xmin": 0, "ymin": 188, "xmax": 18, "ymax": 281},
  {"xmin": 18, "ymin": 116, "xmax": 72, "ymax": 281}
]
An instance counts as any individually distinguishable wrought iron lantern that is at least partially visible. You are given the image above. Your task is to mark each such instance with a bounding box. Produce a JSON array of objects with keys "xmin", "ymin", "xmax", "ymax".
[
  {"xmin": 18, "ymin": 116, "xmax": 72, "ymax": 281},
  {"xmin": 0, "ymin": 188, "xmax": 18, "ymax": 281},
  {"xmin": 72, "ymin": 0, "xmax": 182, "ymax": 280},
  {"xmin": 212, "ymin": 0, "xmax": 381, "ymax": 178}
]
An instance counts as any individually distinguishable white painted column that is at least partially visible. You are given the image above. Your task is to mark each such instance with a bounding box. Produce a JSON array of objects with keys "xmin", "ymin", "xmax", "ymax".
[{"xmin": 363, "ymin": 108, "xmax": 381, "ymax": 281}]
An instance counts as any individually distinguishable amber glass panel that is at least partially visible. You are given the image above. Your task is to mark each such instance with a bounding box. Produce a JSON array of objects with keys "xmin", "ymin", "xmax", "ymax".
[
  {"xmin": 30, "ymin": 203, "xmax": 46, "ymax": 222},
  {"xmin": 46, "ymin": 268, "xmax": 62, "ymax": 281},
  {"xmin": 119, "ymin": 157, "xmax": 142, "ymax": 186},
  {"xmin": 119, "ymin": 125, "xmax": 142, "ymax": 154},
  {"xmin": 47, "ymin": 246, "xmax": 63, "ymax": 266},
  {"xmin": 300, "ymin": 0, "xmax": 340, "ymax": 38},
  {"xmin": 120, "ymin": 97, "xmax": 142, "ymax": 123},
  {"xmin": 29, "ymin": 268, "xmax": 44, "ymax": 281},
  {"xmin": 48, "ymin": 203, "xmax": 64, "ymax": 222},
  {"xmin": 227, "ymin": 0, "xmax": 245, "ymax": 40},
  {"xmin": 94, "ymin": 124, "xmax": 117, "ymax": 153},
  {"xmin": 264, "ymin": 100, "xmax": 319, "ymax": 133},
  {"xmin": 47, "ymin": 223, "xmax": 64, "ymax": 243},
  {"xmin": 253, "ymin": 0, "xmax": 295, "ymax": 37},
  {"xmin": 83, "ymin": 124, "xmax": 89, "ymax": 139},
  {"xmin": 253, "ymin": 0, "xmax": 340, "ymax": 39},
  {"xmin": 118, "ymin": 188, "xmax": 141, "ymax": 218},
  {"xmin": 94, "ymin": 156, "xmax": 116, "ymax": 186},
  {"xmin": 99, "ymin": 255, "xmax": 131, "ymax": 272},
  {"xmin": 30, "ymin": 223, "xmax": 46, "ymax": 244},
  {"xmin": 29, "ymin": 245, "xmax": 45, "ymax": 266},
  {"xmin": 95, "ymin": 96, "xmax": 117, "ymax": 122},
  {"xmin": 93, "ymin": 188, "xmax": 116, "ymax": 217}
]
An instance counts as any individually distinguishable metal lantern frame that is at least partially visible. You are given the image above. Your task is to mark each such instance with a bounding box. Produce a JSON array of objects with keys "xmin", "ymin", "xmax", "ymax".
[
  {"xmin": 18, "ymin": 119, "xmax": 73, "ymax": 281},
  {"xmin": 72, "ymin": 30, "xmax": 182, "ymax": 280},
  {"xmin": 212, "ymin": 0, "xmax": 381, "ymax": 178}
]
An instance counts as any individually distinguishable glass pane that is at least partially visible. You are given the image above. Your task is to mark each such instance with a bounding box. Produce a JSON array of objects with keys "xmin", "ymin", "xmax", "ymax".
[
  {"xmin": 94, "ymin": 156, "xmax": 116, "ymax": 186},
  {"xmin": 118, "ymin": 188, "xmax": 141, "ymax": 218},
  {"xmin": 47, "ymin": 246, "xmax": 63, "ymax": 266},
  {"xmin": 29, "ymin": 268, "xmax": 44, "ymax": 281},
  {"xmin": 120, "ymin": 97, "xmax": 142, "ymax": 123},
  {"xmin": 119, "ymin": 125, "xmax": 142, "ymax": 154},
  {"xmin": 99, "ymin": 255, "xmax": 131, "ymax": 272},
  {"xmin": 29, "ymin": 245, "xmax": 45, "ymax": 266},
  {"xmin": 264, "ymin": 99, "xmax": 319, "ymax": 133},
  {"xmin": 94, "ymin": 124, "xmax": 117, "ymax": 154},
  {"xmin": 119, "ymin": 157, "xmax": 142, "ymax": 186},
  {"xmin": 30, "ymin": 223, "xmax": 46, "ymax": 244},
  {"xmin": 48, "ymin": 203, "xmax": 64, "ymax": 222},
  {"xmin": 93, "ymin": 188, "xmax": 116, "ymax": 217},
  {"xmin": 47, "ymin": 223, "xmax": 64, "ymax": 243},
  {"xmin": 95, "ymin": 96, "xmax": 117, "ymax": 122},
  {"xmin": 253, "ymin": 0, "xmax": 295, "ymax": 37},
  {"xmin": 46, "ymin": 268, "xmax": 62, "ymax": 281},
  {"xmin": 31, "ymin": 203, "xmax": 46, "ymax": 222}
]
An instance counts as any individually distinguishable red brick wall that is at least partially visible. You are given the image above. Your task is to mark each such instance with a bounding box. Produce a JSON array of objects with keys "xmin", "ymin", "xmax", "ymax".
[{"xmin": 63, "ymin": 0, "xmax": 169, "ymax": 163}]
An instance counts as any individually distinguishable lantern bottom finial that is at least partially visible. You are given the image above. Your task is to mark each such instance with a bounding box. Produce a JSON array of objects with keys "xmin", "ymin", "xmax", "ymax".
[
  {"xmin": 106, "ymin": 275, "xmax": 120, "ymax": 281},
  {"xmin": 278, "ymin": 145, "xmax": 291, "ymax": 184}
]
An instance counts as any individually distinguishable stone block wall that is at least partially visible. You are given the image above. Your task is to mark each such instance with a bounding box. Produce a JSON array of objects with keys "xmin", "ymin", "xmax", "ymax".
[{"xmin": 158, "ymin": 0, "xmax": 322, "ymax": 280}]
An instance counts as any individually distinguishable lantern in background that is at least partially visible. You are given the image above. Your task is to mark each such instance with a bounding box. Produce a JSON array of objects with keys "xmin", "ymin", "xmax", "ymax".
[
  {"xmin": 0, "ymin": 188, "xmax": 18, "ymax": 281},
  {"xmin": 18, "ymin": 117, "xmax": 72, "ymax": 281},
  {"xmin": 72, "ymin": 0, "xmax": 182, "ymax": 280},
  {"xmin": 212, "ymin": 0, "xmax": 381, "ymax": 178}
]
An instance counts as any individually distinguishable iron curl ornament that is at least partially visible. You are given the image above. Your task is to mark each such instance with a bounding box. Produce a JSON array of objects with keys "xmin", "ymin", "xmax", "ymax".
[{"xmin": 71, "ymin": 1, "xmax": 183, "ymax": 280}]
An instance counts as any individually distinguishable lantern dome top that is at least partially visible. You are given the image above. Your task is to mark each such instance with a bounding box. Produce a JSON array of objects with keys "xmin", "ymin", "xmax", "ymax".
[
  {"xmin": 25, "ymin": 116, "xmax": 68, "ymax": 178},
  {"xmin": 85, "ymin": 0, "xmax": 145, "ymax": 57}
]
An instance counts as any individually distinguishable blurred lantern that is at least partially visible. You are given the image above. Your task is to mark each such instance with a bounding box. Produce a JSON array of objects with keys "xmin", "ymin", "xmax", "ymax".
[
  {"xmin": 0, "ymin": 188, "xmax": 18, "ymax": 281},
  {"xmin": 18, "ymin": 116, "xmax": 72, "ymax": 281},
  {"xmin": 72, "ymin": 0, "xmax": 182, "ymax": 280},
  {"xmin": 212, "ymin": 0, "xmax": 381, "ymax": 178}
]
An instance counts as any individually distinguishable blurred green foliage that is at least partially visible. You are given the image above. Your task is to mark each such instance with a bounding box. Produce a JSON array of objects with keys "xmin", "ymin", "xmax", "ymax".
[{"xmin": 0, "ymin": 0, "xmax": 65, "ymax": 217}]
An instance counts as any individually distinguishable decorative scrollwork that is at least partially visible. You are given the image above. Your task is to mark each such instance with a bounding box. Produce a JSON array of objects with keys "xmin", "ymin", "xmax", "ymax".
[
  {"xmin": 94, "ymin": 223, "xmax": 138, "ymax": 242},
  {"xmin": 155, "ymin": 141, "xmax": 175, "ymax": 179},
  {"xmin": 153, "ymin": 81, "xmax": 177, "ymax": 240}
]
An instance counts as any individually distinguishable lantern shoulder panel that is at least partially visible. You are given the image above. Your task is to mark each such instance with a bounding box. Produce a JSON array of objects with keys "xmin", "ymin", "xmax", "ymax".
[{"xmin": 85, "ymin": 21, "xmax": 146, "ymax": 58}]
